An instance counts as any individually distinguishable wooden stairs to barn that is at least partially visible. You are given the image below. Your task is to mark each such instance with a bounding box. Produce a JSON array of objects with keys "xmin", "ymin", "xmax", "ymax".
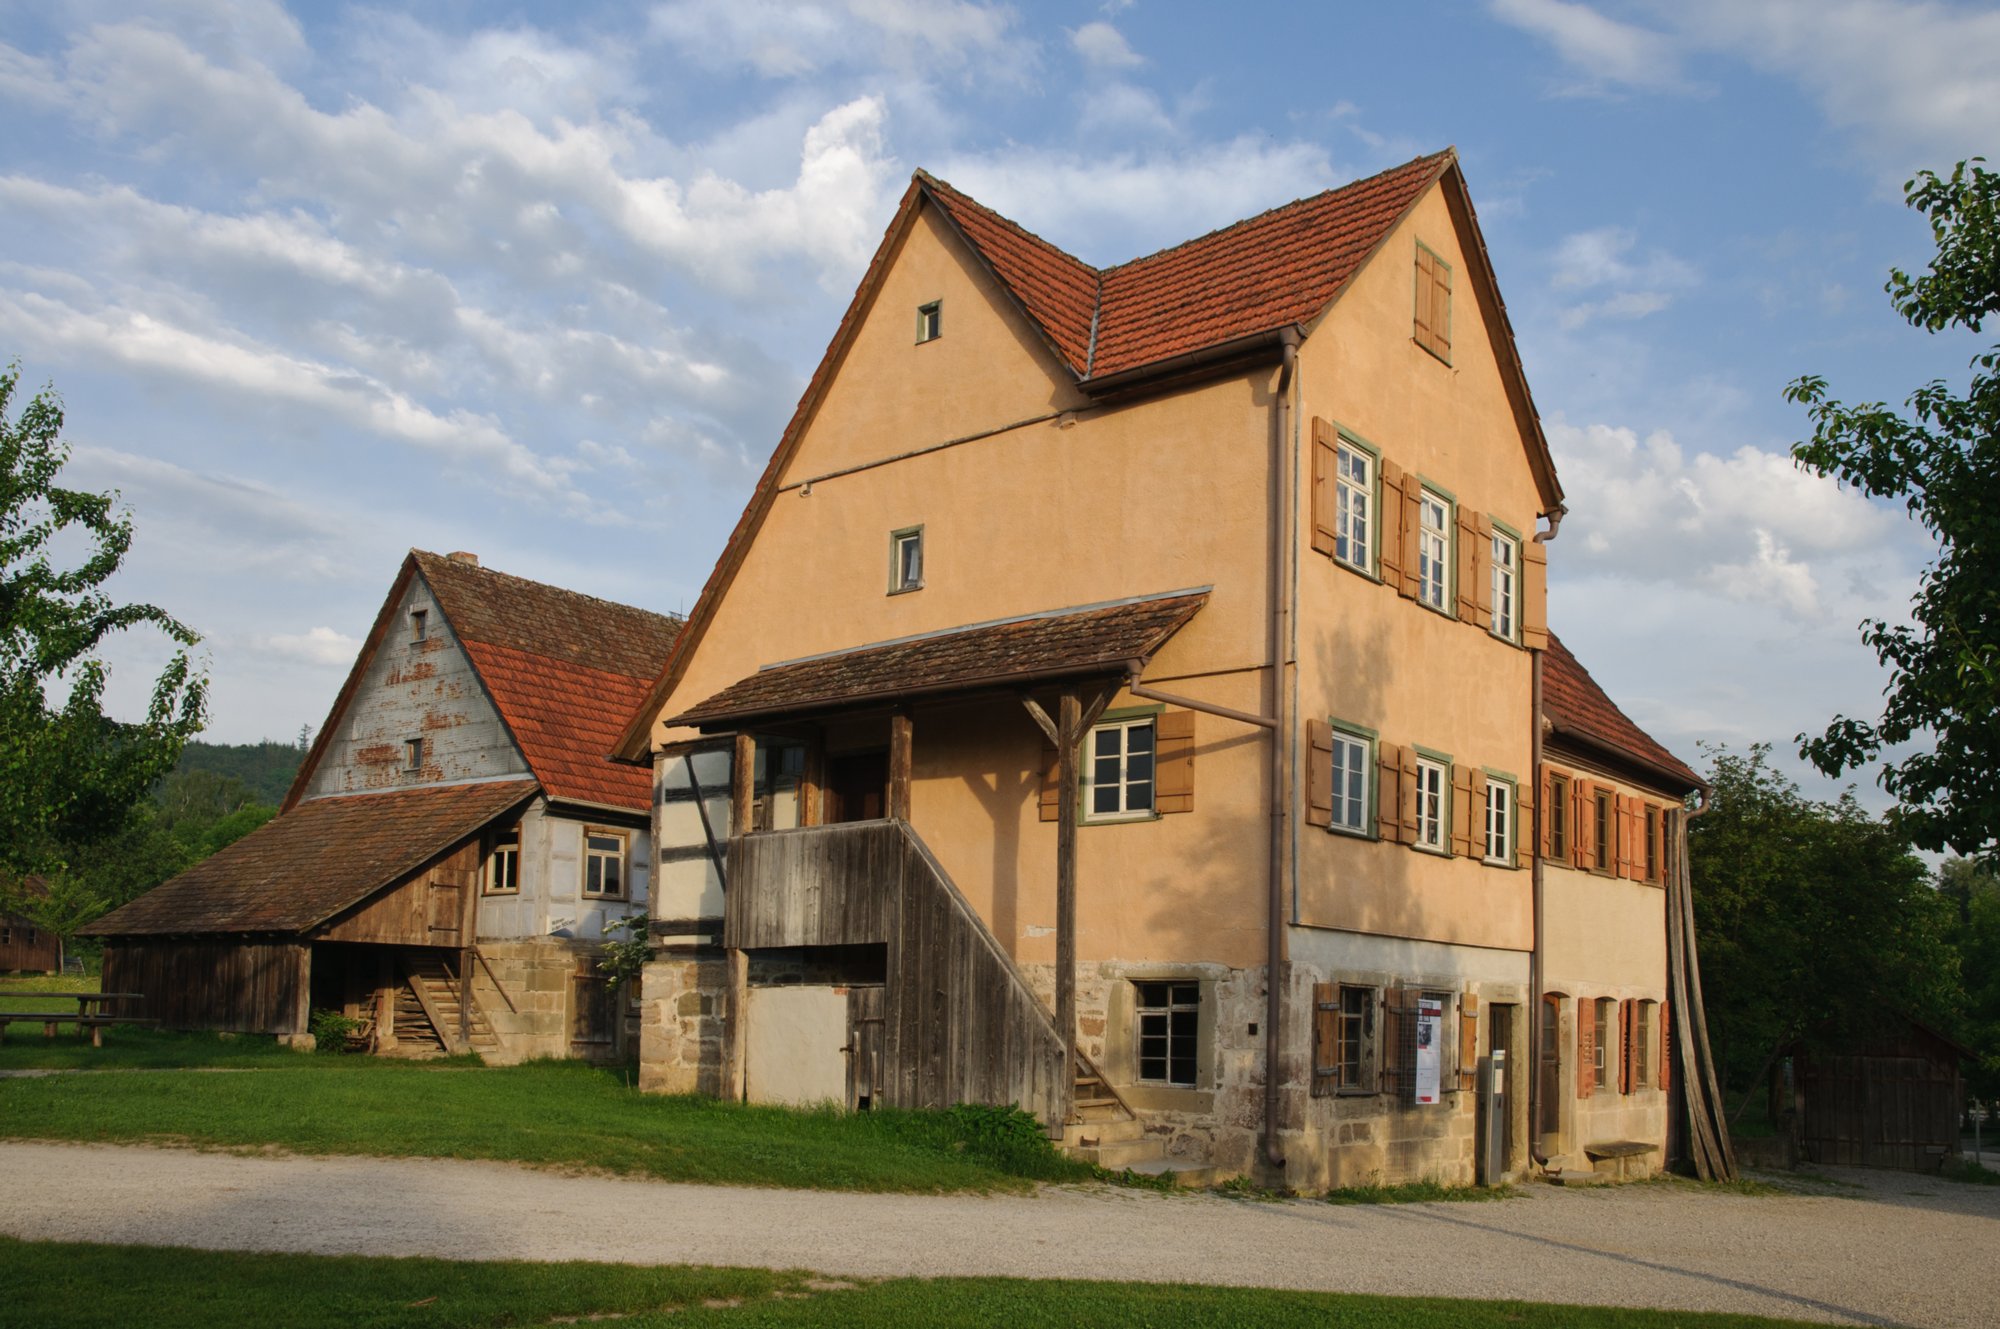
[{"xmin": 388, "ymin": 954, "xmax": 499, "ymax": 1057}]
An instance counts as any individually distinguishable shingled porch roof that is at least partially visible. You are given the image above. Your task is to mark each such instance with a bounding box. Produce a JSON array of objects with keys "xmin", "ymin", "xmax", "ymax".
[
  {"xmin": 83, "ymin": 779, "xmax": 537, "ymax": 938},
  {"xmin": 670, "ymin": 591, "xmax": 1209, "ymax": 730}
]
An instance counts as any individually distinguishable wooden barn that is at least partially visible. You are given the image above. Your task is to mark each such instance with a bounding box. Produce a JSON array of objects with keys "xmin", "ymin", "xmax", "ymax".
[
  {"xmin": 2, "ymin": 901, "xmax": 62, "ymax": 975},
  {"xmin": 83, "ymin": 550, "xmax": 680, "ymax": 1058},
  {"xmin": 1795, "ymin": 1017, "xmax": 1968, "ymax": 1173}
]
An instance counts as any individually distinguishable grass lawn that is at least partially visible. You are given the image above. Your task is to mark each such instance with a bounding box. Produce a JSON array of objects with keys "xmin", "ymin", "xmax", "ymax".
[
  {"xmin": 0, "ymin": 1238, "xmax": 1823, "ymax": 1329},
  {"xmin": 0, "ymin": 1058, "xmax": 1105, "ymax": 1193},
  {"xmin": 1, "ymin": 973, "xmax": 308, "ymax": 1069}
]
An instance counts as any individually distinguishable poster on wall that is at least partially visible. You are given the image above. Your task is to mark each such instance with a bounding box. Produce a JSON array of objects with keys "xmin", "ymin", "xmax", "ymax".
[{"xmin": 1414, "ymin": 995, "xmax": 1444, "ymax": 1105}]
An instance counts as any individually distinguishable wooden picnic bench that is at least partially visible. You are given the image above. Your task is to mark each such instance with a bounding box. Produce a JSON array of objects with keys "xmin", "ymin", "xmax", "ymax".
[{"xmin": 0, "ymin": 992, "xmax": 155, "ymax": 1047}]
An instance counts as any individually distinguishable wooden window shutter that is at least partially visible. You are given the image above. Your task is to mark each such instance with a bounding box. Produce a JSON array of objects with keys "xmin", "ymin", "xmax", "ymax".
[
  {"xmin": 1540, "ymin": 769, "xmax": 1556, "ymax": 858},
  {"xmin": 1154, "ymin": 710, "xmax": 1196, "ymax": 814},
  {"xmin": 1375, "ymin": 742, "xmax": 1405, "ymax": 843},
  {"xmin": 1414, "ymin": 246, "xmax": 1451, "ymax": 359},
  {"xmin": 1522, "ymin": 536, "xmax": 1549, "ymax": 650},
  {"xmin": 1458, "ymin": 992, "xmax": 1480, "ymax": 1092},
  {"xmin": 1381, "ymin": 987, "xmax": 1408, "ymax": 1101},
  {"xmin": 1576, "ymin": 1002, "xmax": 1596, "ymax": 1098},
  {"xmin": 1312, "ymin": 982, "xmax": 1339, "ymax": 1097},
  {"xmin": 1659, "ymin": 1000, "xmax": 1672, "ymax": 1093},
  {"xmin": 1573, "ymin": 780, "xmax": 1595, "ymax": 869},
  {"xmin": 1306, "ymin": 719, "xmax": 1334, "ymax": 828},
  {"xmin": 1620, "ymin": 999, "xmax": 1636, "ymax": 1095},
  {"xmin": 1471, "ymin": 512, "xmax": 1495, "ymax": 630},
  {"xmin": 1038, "ymin": 742, "xmax": 1061, "ymax": 823},
  {"xmin": 1514, "ymin": 779, "xmax": 1534, "ymax": 870},
  {"xmin": 1398, "ymin": 746, "xmax": 1420, "ymax": 843},
  {"xmin": 1620, "ymin": 796, "xmax": 1641, "ymax": 879},
  {"xmin": 1450, "ymin": 764, "xmax": 1477, "ymax": 857},
  {"xmin": 1454, "ymin": 506, "xmax": 1481, "ymax": 620},
  {"xmin": 1311, "ymin": 421, "xmax": 1338, "ymax": 557},
  {"xmin": 1379, "ymin": 459, "xmax": 1408, "ymax": 586},
  {"xmin": 1401, "ymin": 481, "xmax": 1423, "ymax": 599}
]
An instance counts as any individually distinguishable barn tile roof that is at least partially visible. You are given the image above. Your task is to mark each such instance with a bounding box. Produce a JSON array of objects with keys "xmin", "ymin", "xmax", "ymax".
[
  {"xmin": 82, "ymin": 780, "xmax": 537, "ymax": 937},
  {"xmin": 920, "ymin": 151, "xmax": 1450, "ymax": 379},
  {"xmin": 1544, "ymin": 634, "xmax": 1703, "ymax": 793},
  {"xmin": 671, "ymin": 591, "xmax": 1209, "ymax": 728},
  {"xmin": 411, "ymin": 552, "xmax": 679, "ymax": 810}
]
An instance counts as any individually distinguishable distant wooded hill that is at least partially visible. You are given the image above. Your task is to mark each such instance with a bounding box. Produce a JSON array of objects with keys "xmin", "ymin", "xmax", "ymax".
[{"xmin": 174, "ymin": 740, "xmax": 306, "ymax": 804}]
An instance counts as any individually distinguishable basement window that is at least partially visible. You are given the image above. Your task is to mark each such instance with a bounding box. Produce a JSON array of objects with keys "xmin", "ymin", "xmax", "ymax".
[
  {"xmin": 1134, "ymin": 980, "xmax": 1200, "ymax": 1087},
  {"xmin": 403, "ymin": 737, "xmax": 423, "ymax": 772},
  {"xmin": 409, "ymin": 608, "xmax": 428, "ymax": 643},
  {"xmin": 915, "ymin": 300, "xmax": 942, "ymax": 343}
]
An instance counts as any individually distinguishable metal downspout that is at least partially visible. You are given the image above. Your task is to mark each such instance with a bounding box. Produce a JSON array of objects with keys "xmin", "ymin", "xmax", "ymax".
[
  {"xmin": 1266, "ymin": 329, "xmax": 1300, "ymax": 1170},
  {"xmin": 1527, "ymin": 505, "xmax": 1564, "ymax": 1166}
]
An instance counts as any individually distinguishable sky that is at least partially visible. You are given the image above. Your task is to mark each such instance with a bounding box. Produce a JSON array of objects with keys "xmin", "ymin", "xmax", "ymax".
[{"xmin": 2, "ymin": 0, "xmax": 1997, "ymax": 807}]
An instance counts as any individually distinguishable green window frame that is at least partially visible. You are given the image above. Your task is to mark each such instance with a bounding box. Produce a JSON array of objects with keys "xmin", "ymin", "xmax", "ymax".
[
  {"xmin": 1482, "ymin": 770, "xmax": 1518, "ymax": 867},
  {"xmin": 1327, "ymin": 718, "xmax": 1375, "ymax": 837},
  {"xmin": 1081, "ymin": 705, "xmax": 1163, "ymax": 825},
  {"xmin": 1412, "ymin": 746, "xmax": 1452, "ymax": 854}
]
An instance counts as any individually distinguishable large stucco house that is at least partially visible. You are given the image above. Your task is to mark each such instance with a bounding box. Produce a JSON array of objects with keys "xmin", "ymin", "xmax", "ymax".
[{"xmin": 615, "ymin": 150, "xmax": 1705, "ymax": 1188}]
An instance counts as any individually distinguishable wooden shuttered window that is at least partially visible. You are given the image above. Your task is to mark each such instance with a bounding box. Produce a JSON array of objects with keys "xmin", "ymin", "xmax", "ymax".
[
  {"xmin": 1660, "ymin": 1000, "xmax": 1673, "ymax": 1093},
  {"xmin": 1378, "ymin": 459, "xmax": 1422, "ymax": 599},
  {"xmin": 1514, "ymin": 778, "xmax": 1535, "ymax": 870},
  {"xmin": 1472, "ymin": 512, "xmax": 1496, "ymax": 630},
  {"xmin": 1376, "ymin": 741, "xmax": 1406, "ymax": 843},
  {"xmin": 1522, "ymin": 537, "xmax": 1549, "ymax": 650},
  {"xmin": 1312, "ymin": 982, "xmax": 1340, "ymax": 1097},
  {"xmin": 1413, "ymin": 243, "xmax": 1452, "ymax": 361},
  {"xmin": 1155, "ymin": 710, "xmax": 1196, "ymax": 814},
  {"xmin": 1381, "ymin": 986, "xmax": 1409, "ymax": 1100},
  {"xmin": 1458, "ymin": 992, "xmax": 1480, "ymax": 1093},
  {"xmin": 1455, "ymin": 506, "xmax": 1482, "ymax": 621},
  {"xmin": 1306, "ymin": 719, "xmax": 1334, "ymax": 828},
  {"xmin": 1619, "ymin": 999, "xmax": 1636, "ymax": 1095},
  {"xmin": 1450, "ymin": 764, "xmax": 1478, "ymax": 858},
  {"xmin": 1573, "ymin": 780, "xmax": 1598, "ymax": 871},
  {"xmin": 1311, "ymin": 421, "xmax": 1339, "ymax": 557},
  {"xmin": 1577, "ymin": 1001, "xmax": 1597, "ymax": 1098}
]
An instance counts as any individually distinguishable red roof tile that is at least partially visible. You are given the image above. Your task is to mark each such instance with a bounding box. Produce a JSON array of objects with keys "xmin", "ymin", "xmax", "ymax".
[
  {"xmin": 920, "ymin": 152, "xmax": 1450, "ymax": 380},
  {"xmin": 84, "ymin": 780, "xmax": 537, "ymax": 937},
  {"xmin": 1544, "ymin": 634, "xmax": 1702, "ymax": 792},
  {"xmin": 672, "ymin": 591, "xmax": 1208, "ymax": 728}
]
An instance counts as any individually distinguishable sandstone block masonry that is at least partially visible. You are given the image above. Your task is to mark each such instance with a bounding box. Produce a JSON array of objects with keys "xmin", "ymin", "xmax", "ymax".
[{"xmin": 638, "ymin": 953, "xmax": 727, "ymax": 1095}]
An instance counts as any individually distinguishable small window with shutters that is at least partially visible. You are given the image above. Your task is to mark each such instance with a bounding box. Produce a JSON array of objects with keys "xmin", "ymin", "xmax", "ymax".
[
  {"xmin": 1483, "ymin": 775, "xmax": 1515, "ymax": 865},
  {"xmin": 1490, "ymin": 527, "xmax": 1520, "ymax": 642},
  {"xmin": 1312, "ymin": 983, "xmax": 1380, "ymax": 1096},
  {"xmin": 1417, "ymin": 488, "xmax": 1452, "ymax": 613},
  {"xmin": 1593, "ymin": 998, "xmax": 1614, "ymax": 1093},
  {"xmin": 1632, "ymin": 1000, "xmax": 1656, "ymax": 1091},
  {"xmin": 1644, "ymin": 805, "xmax": 1661, "ymax": 883},
  {"xmin": 1547, "ymin": 772, "xmax": 1570, "ymax": 862},
  {"xmin": 1412, "ymin": 754, "xmax": 1448, "ymax": 853},
  {"xmin": 1334, "ymin": 440, "xmax": 1375, "ymax": 573},
  {"xmin": 1414, "ymin": 241, "xmax": 1452, "ymax": 362},
  {"xmin": 1082, "ymin": 715, "xmax": 1156, "ymax": 823},
  {"xmin": 1592, "ymin": 789, "xmax": 1614, "ymax": 874},
  {"xmin": 1327, "ymin": 723, "xmax": 1373, "ymax": 836}
]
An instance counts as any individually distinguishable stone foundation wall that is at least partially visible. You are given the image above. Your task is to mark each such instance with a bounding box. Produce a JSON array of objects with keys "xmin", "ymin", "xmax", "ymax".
[
  {"xmin": 638, "ymin": 951, "xmax": 728, "ymax": 1095},
  {"xmin": 474, "ymin": 938, "xmax": 623, "ymax": 1065}
]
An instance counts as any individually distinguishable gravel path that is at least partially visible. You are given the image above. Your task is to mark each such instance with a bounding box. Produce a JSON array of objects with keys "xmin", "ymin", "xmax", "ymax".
[{"xmin": 4, "ymin": 1142, "xmax": 1996, "ymax": 1327}]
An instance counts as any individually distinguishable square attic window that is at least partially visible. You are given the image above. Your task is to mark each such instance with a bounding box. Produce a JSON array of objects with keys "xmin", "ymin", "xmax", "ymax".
[{"xmin": 915, "ymin": 301, "xmax": 942, "ymax": 343}]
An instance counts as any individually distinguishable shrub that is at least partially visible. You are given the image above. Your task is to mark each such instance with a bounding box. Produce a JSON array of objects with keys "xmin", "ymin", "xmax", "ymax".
[{"xmin": 308, "ymin": 1009, "xmax": 364, "ymax": 1054}]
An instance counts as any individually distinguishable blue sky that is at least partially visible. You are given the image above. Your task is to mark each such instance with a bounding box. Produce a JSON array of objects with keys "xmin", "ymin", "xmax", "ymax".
[{"xmin": 3, "ymin": 0, "xmax": 1996, "ymax": 804}]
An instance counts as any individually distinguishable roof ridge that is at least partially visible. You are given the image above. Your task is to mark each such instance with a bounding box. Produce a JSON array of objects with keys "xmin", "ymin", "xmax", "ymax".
[
  {"xmin": 412, "ymin": 550, "xmax": 684, "ymax": 637},
  {"xmin": 1102, "ymin": 149, "xmax": 1455, "ymax": 275},
  {"xmin": 913, "ymin": 169, "xmax": 1103, "ymax": 277}
]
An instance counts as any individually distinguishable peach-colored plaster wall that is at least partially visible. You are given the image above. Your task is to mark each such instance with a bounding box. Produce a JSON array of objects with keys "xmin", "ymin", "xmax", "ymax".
[
  {"xmin": 650, "ymin": 198, "xmax": 1282, "ymax": 968},
  {"xmin": 1291, "ymin": 184, "xmax": 1545, "ymax": 953}
]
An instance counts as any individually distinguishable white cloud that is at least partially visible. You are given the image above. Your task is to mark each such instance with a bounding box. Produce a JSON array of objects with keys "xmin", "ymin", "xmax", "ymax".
[
  {"xmin": 257, "ymin": 626, "xmax": 361, "ymax": 668},
  {"xmin": 1070, "ymin": 21, "xmax": 1144, "ymax": 68},
  {"xmin": 1549, "ymin": 226, "xmax": 1698, "ymax": 329},
  {"xmin": 1547, "ymin": 416, "xmax": 1905, "ymax": 619},
  {"xmin": 647, "ymin": 0, "xmax": 1032, "ymax": 81},
  {"xmin": 1489, "ymin": 0, "xmax": 1685, "ymax": 94}
]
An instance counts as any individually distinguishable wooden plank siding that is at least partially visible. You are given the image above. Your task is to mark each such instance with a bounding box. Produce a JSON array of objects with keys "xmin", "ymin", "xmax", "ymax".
[
  {"xmin": 1799, "ymin": 1047, "xmax": 1963, "ymax": 1172},
  {"xmin": 100, "ymin": 940, "xmax": 311, "ymax": 1034},
  {"xmin": 317, "ymin": 841, "xmax": 482, "ymax": 947},
  {"xmin": 725, "ymin": 820, "xmax": 1068, "ymax": 1125}
]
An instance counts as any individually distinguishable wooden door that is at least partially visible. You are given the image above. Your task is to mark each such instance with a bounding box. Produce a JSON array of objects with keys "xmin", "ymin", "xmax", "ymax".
[
  {"xmin": 1490, "ymin": 1002, "xmax": 1521, "ymax": 1170},
  {"xmin": 847, "ymin": 985, "xmax": 885, "ymax": 1111},
  {"xmin": 825, "ymin": 751, "xmax": 888, "ymax": 824},
  {"xmin": 428, "ymin": 879, "xmax": 463, "ymax": 943},
  {"xmin": 1538, "ymin": 994, "xmax": 1564, "ymax": 1144}
]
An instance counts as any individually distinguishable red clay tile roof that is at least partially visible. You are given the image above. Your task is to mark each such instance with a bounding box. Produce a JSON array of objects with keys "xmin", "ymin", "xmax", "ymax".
[
  {"xmin": 920, "ymin": 152, "xmax": 1450, "ymax": 380},
  {"xmin": 83, "ymin": 780, "xmax": 537, "ymax": 937},
  {"xmin": 672, "ymin": 591, "xmax": 1208, "ymax": 728},
  {"xmin": 413, "ymin": 552, "xmax": 681, "ymax": 810},
  {"xmin": 1544, "ymin": 634, "xmax": 1702, "ymax": 793}
]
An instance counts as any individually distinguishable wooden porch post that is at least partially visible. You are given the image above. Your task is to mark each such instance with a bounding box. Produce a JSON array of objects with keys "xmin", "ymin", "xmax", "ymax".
[
  {"xmin": 800, "ymin": 728, "xmax": 825, "ymax": 827},
  {"xmin": 458, "ymin": 846, "xmax": 478, "ymax": 1052},
  {"xmin": 731, "ymin": 731, "xmax": 756, "ymax": 831},
  {"xmin": 1055, "ymin": 689, "xmax": 1080, "ymax": 1125},
  {"xmin": 725, "ymin": 730, "xmax": 755, "ymax": 1102},
  {"xmin": 887, "ymin": 708, "xmax": 914, "ymax": 822}
]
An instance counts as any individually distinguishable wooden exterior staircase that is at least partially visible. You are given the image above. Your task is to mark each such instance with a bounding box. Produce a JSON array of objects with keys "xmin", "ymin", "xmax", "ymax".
[{"xmin": 392, "ymin": 953, "xmax": 499, "ymax": 1056}]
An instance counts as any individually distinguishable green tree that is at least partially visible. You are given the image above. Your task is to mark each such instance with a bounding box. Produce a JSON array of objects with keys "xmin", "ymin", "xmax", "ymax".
[
  {"xmin": 1690, "ymin": 745, "xmax": 1958, "ymax": 1098},
  {"xmin": 1786, "ymin": 159, "xmax": 2000, "ymax": 862},
  {"xmin": 1938, "ymin": 857, "xmax": 2000, "ymax": 1102},
  {"xmin": 0, "ymin": 363, "xmax": 208, "ymax": 892}
]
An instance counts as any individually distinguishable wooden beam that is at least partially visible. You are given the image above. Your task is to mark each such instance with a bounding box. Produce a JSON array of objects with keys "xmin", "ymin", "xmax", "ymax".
[
  {"xmin": 887, "ymin": 708, "xmax": 914, "ymax": 822},
  {"xmin": 731, "ymin": 731, "xmax": 756, "ymax": 834},
  {"xmin": 800, "ymin": 729, "xmax": 825, "ymax": 827},
  {"xmin": 1020, "ymin": 695, "xmax": 1059, "ymax": 746},
  {"xmin": 726, "ymin": 946, "xmax": 749, "ymax": 1102},
  {"xmin": 1055, "ymin": 688, "xmax": 1081, "ymax": 1125}
]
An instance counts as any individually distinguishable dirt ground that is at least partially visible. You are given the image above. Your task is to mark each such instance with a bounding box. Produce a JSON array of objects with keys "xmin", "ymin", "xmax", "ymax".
[{"xmin": 3, "ymin": 1141, "xmax": 1995, "ymax": 1327}]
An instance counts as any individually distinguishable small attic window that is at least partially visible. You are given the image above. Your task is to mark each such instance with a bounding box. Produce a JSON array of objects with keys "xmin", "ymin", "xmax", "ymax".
[
  {"xmin": 409, "ymin": 608, "xmax": 428, "ymax": 643},
  {"xmin": 889, "ymin": 526, "xmax": 924, "ymax": 594},
  {"xmin": 915, "ymin": 301, "xmax": 942, "ymax": 344},
  {"xmin": 404, "ymin": 737, "xmax": 424, "ymax": 772}
]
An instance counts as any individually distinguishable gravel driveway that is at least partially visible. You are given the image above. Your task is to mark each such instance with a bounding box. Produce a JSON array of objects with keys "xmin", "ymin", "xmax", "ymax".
[{"xmin": 3, "ymin": 1141, "xmax": 1995, "ymax": 1327}]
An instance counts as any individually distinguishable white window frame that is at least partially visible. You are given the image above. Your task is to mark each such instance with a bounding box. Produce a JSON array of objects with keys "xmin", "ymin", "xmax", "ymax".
[
  {"xmin": 1483, "ymin": 776, "xmax": 1515, "ymax": 865},
  {"xmin": 1133, "ymin": 978, "xmax": 1201, "ymax": 1088},
  {"xmin": 403, "ymin": 737, "xmax": 423, "ymax": 773},
  {"xmin": 582, "ymin": 827, "xmax": 629, "ymax": 899},
  {"xmin": 1329, "ymin": 726, "xmax": 1372, "ymax": 836},
  {"xmin": 1418, "ymin": 489, "xmax": 1451, "ymax": 612},
  {"xmin": 1082, "ymin": 715, "xmax": 1158, "ymax": 824},
  {"xmin": 915, "ymin": 300, "xmax": 942, "ymax": 343},
  {"xmin": 484, "ymin": 825, "xmax": 521, "ymax": 895},
  {"xmin": 888, "ymin": 526, "xmax": 924, "ymax": 595},
  {"xmin": 1490, "ymin": 529, "xmax": 1519, "ymax": 641},
  {"xmin": 1334, "ymin": 442, "xmax": 1373, "ymax": 573},
  {"xmin": 1413, "ymin": 756, "xmax": 1447, "ymax": 852}
]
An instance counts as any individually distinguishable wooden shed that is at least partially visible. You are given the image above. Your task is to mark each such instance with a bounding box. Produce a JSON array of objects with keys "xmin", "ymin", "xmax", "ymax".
[
  {"xmin": 2, "ymin": 908, "xmax": 62, "ymax": 974},
  {"xmin": 1795, "ymin": 1017, "xmax": 1968, "ymax": 1172}
]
